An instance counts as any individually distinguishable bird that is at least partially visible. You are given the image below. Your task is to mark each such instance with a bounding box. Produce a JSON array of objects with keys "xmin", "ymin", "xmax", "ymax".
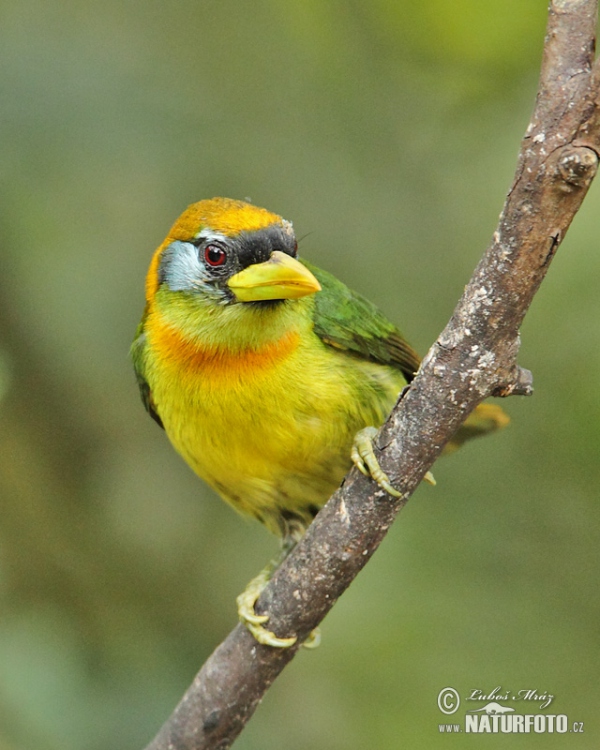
[{"xmin": 131, "ymin": 197, "xmax": 509, "ymax": 647}]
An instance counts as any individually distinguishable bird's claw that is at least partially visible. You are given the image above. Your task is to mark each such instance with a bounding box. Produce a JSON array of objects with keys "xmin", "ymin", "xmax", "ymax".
[
  {"xmin": 351, "ymin": 428, "xmax": 437, "ymax": 494},
  {"xmin": 351, "ymin": 427, "xmax": 403, "ymax": 498},
  {"xmin": 237, "ymin": 569, "xmax": 297, "ymax": 647},
  {"xmin": 302, "ymin": 626, "xmax": 322, "ymax": 649},
  {"xmin": 237, "ymin": 566, "xmax": 322, "ymax": 649},
  {"xmin": 424, "ymin": 470, "xmax": 436, "ymax": 486}
]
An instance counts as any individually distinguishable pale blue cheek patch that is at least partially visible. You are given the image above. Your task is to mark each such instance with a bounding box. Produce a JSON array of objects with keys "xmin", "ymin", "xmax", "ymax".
[{"xmin": 159, "ymin": 241, "xmax": 206, "ymax": 292}]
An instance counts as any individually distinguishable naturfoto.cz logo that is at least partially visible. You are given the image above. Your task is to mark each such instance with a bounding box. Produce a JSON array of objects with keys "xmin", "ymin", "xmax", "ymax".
[{"xmin": 436, "ymin": 686, "xmax": 584, "ymax": 735}]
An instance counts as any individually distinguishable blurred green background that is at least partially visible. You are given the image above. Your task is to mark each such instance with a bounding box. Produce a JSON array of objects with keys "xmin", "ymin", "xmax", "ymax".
[{"xmin": 1, "ymin": 0, "xmax": 599, "ymax": 748}]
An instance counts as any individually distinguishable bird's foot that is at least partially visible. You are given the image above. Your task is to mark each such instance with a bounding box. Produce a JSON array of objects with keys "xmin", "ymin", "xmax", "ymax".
[
  {"xmin": 236, "ymin": 566, "xmax": 297, "ymax": 648},
  {"xmin": 351, "ymin": 427, "xmax": 403, "ymax": 498},
  {"xmin": 351, "ymin": 428, "xmax": 437, "ymax": 495},
  {"xmin": 237, "ymin": 549, "xmax": 322, "ymax": 649}
]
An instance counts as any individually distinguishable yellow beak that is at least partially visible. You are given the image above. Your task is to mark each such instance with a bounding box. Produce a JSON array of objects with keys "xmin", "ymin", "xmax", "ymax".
[{"xmin": 227, "ymin": 251, "xmax": 321, "ymax": 302}]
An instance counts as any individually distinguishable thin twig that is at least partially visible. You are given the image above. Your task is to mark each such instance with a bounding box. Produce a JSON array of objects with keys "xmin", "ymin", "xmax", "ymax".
[{"xmin": 143, "ymin": 2, "xmax": 600, "ymax": 748}]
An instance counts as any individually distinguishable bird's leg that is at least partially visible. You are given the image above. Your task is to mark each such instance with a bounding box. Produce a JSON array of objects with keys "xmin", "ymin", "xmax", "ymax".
[
  {"xmin": 351, "ymin": 426, "xmax": 436, "ymax": 497},
  {"xmin": 237, "ymin": 532, "xmax": 322, "ymax": 648}
]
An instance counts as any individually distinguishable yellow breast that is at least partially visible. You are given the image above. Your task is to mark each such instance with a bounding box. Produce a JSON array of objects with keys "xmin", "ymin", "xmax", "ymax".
[{"xmin": 142, "ymin": 305, "xmax": 402, "ymax": 534}]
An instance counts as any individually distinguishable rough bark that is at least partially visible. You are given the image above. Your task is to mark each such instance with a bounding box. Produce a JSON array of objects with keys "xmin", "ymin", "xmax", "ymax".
[{"xmin": 144, "ymin": 2, "xmax": 600, "ymax": 748}]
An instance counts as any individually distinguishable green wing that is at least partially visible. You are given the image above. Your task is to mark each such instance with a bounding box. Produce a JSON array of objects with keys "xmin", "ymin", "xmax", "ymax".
[
  {"xmin": 131, "ymin": 317, "xmax": 164, "ymax": 429},
  {"xmin": 305, "ymin": 261, "xmax": 421, "ymax": 383}
]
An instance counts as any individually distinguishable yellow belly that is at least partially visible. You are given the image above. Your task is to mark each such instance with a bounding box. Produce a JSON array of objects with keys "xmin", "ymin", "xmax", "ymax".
[{"xmin": 145, "ymin": 318, "xmax": 404, "ymax": 535}]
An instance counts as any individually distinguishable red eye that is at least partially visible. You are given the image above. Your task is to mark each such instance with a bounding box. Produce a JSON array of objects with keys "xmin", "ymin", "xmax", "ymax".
[{"xmin": 204, "ymin": 244, "xmax": 227, "ymax": 266}]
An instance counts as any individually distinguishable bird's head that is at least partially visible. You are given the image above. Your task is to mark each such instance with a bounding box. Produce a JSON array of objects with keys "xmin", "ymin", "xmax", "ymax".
[{"xmin": 146, "ymin": 198, "xmax": 321, "ymax": 308}]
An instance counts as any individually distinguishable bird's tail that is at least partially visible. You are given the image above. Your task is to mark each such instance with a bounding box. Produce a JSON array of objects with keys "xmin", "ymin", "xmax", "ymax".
[{"xmin": 444, "ymin": 403, "xmax": 510, "ymax": 455}]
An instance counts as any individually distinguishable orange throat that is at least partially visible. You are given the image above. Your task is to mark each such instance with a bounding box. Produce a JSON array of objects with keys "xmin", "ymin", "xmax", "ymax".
[{"xmin": 147, "ymin": 314, "xmax": 301, "ymax": 379}]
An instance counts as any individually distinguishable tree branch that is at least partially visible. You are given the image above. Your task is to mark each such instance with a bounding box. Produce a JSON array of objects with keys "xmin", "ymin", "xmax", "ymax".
[{"xmin": 143, "ymin": 2, "xmax": 600, "ymax": 748}]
